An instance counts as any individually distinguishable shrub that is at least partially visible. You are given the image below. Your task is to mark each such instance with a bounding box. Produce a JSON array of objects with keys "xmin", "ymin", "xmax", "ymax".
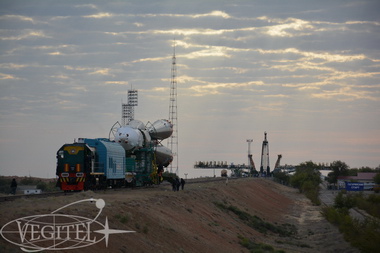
[
  {"xmin": 322, "ymin": 196, "xmax": 380, "ymax": 252},
  {"xmin": 215, "ymin": 202, "xmax": 297, "ymax": 237}
]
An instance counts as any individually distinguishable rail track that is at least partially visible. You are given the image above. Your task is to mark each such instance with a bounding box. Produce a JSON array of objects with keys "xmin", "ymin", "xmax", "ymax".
[{"xmin": 0, "ymin": 176, "xmax": 240, "ymax": 203}]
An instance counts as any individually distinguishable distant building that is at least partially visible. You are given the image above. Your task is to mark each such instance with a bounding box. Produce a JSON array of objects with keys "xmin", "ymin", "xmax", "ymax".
[
  {"xmin": 18, "ymin": 185, "xmax": 42, "ymax": 195},
  {"xmin": 337, "ymin": 172, "xmax": 377, "ymax": 190}
]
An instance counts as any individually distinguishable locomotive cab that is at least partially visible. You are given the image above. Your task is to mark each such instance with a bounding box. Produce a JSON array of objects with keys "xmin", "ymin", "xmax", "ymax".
[{"xmin": 56, "ymin": 143, "xmax": 93, "ymax": 191}]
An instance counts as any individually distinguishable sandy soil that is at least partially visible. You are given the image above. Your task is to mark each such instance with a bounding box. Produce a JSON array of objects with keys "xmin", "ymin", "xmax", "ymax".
[{"xmin": 0, "ymin": 178, "xmax": 359, "ymax": 253}]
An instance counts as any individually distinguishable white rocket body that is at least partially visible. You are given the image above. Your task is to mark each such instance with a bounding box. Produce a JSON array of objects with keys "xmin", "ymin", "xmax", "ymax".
[
  {"xmin": 114, "ymin": 119, "xmax": 173, "ymax": 167},
  {"xmin": 148, "ymin": 119, "xmax": 173, "ymax": 140},
  {"xmin": 114, "ymin": 120, "xmax": 151, "ymax": 151}
]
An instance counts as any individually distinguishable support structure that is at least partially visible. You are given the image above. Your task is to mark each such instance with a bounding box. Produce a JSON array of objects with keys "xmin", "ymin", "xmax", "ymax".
[
  {"xmin": 274, "ymin": 154, "xmax": 282, "ymax": 170},
  {"xmin": 260, "ymin": 132, "xmax": 270, "ymax": 175},
  {"xmin": 167, "ymin": 41, "xmax": 178, "ymax": 175},
  {"xmin": 122, "ymin": 89, "xmax": 138, "ymax": 126},
  {"xmin": 247, "ymin": 139, "xmax": 255, "ymax": 174}
]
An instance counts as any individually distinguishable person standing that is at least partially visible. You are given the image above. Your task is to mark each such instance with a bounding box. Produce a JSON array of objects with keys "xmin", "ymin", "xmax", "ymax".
[
  {"xmin": 175, "ymin": 177, "xmax": 180, "ymax": 191},
  {"xmin": 180, "ymin": 178, "xmax": 185, "ymax": 190},
  {"xmin": 10, "ymin": 178, "xmax": 17, "ymax": 195}
]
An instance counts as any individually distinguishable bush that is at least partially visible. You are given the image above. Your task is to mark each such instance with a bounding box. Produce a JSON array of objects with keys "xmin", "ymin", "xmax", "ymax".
[
  {"xmin": 334, "ymin": 192, "xmax": 356, "ymax": 209},
  {"xmin": 37, "ymin": 181, "xmax": 47, "ymax": 191},
  {"xmin": 323, "ymin": 195, "xmax": 380, "ymax": 252},
  {"xmin": 273, "ymin": 171, "xmax": 290, "ymax": 185},
  {"xmin": 288, "ymin": 163, "xmax": 321, "ymax": 205},
  {"xmin": 238, "ymin": 235, "xmax": 285, "ymax": 253},
  {"xmin": 0, "ymin": 177, "xmax": 12, "ymax": 194},
  {"xmin": 215, "ymin": 202, "xmax": 297, "ymax": 237}
]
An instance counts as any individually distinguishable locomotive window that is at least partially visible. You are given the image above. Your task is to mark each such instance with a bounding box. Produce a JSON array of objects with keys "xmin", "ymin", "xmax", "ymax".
[{"xmin": 58, "ymin": 150, "xmax": 64, "ymax": 159}]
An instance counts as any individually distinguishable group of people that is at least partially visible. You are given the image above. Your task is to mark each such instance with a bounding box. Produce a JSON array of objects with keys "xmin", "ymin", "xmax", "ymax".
[{"xmin": 172, "ymin": 177, "xmax": 185, "ymax": 191}]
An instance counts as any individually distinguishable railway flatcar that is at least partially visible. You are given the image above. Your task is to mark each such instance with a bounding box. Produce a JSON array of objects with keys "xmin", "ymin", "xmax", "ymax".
[{"xmin": 56, "ymin": 138, "xmax": 126, "ymax": 191}]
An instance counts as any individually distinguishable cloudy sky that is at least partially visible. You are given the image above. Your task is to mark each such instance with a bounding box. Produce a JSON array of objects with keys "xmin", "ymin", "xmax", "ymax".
[{"xmin": 1, "ymin": 0, "xmax": 379, "ymax": 179}]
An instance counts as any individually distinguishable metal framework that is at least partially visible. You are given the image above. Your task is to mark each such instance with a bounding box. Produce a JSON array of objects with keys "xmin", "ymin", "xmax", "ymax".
[
  {"xmin": 246, "ymin": 139, "xmax": 257, "ymax": 173},
  {"xmin": 260, "ymin": 132, "xmax": 270, "ymax": 175},
  {"xmin": 168, "ymin": 41, "xmax": 178, "ymax": 175},
  {"xmin": 122, "ymin": 89, "xmax": 138, "ymax": 126}
]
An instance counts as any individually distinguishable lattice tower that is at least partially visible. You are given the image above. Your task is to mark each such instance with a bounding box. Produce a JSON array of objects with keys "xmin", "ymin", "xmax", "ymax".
[
  {"xmin": 122, "ymin": 89, "xmax": 138, "ymax": 126},
  {"xmin": 168, "ymin": 42, "xmax": 178, "ymax": 175}
]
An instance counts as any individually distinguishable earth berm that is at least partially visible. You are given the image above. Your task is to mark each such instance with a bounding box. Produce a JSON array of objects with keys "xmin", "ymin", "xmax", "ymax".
[{"xmin": 0, "ymin": 178, "xmax": 358, "ymax": 253}]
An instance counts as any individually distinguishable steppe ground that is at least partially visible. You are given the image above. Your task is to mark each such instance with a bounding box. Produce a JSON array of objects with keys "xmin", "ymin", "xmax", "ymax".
[{"xmin": 0, "ymin": 178, "xmax": 359, "ymax": 253}]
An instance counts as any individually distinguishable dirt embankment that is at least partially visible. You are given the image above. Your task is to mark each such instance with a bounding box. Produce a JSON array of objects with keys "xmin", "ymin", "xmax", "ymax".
[{"xmin": 0, "ymin": 178, "xmax": 358, "ymax": 253}]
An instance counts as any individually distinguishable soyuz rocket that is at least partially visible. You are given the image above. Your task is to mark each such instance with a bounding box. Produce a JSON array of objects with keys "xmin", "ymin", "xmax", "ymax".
[{"xmin": 114, "ymin": 119, "xmax": 174, "ymax": 167}]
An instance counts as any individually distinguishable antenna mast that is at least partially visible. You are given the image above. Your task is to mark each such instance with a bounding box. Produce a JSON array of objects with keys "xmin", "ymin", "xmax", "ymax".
[{"xmin": 168, "ymin": 40, "xmax": 179, "ymax": 175}]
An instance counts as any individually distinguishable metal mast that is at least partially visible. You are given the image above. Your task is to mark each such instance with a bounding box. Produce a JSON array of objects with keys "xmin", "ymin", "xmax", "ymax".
[
  {"xmin": 260, "ymin": 132, "xmax": 270, "ymax": 175},
  {"xmin": 168, "ymin": 41, "xmax": 178, "ymax": 175},
  {"xmin": 122, "ymin": 89, "xmax": 138, "ymax": 126}
]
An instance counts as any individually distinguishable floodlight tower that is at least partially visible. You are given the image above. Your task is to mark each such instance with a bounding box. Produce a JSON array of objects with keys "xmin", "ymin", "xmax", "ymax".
[
  {"xmin": 260, "ymin": 132, "xmax": 270, "ymax": 175},
  {"xmin": 122, "ymin": 89, "xmax": 138, "ymax": 126},
  {"xmin": 167, "ymin": 41, "xmax": 179, "ymax": 175}
]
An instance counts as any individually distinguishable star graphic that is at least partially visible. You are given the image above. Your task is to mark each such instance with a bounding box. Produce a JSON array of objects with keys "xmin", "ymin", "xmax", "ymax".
[{"xmin": 94, "ymin": 217, "xmax": 135, "ymax": 247}]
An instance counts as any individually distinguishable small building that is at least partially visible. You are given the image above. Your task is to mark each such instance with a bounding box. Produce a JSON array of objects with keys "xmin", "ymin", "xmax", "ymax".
[
  {"xmin": 18, "ymin": 185, "xmax": 42, "ymax": 195},
  {"xmin": 337, "ymin": 172, "xmax": 377, "ymax": 190},
  {"xmin": 24, "ymin": 189, "xmax": 42, "ymax": 195}
]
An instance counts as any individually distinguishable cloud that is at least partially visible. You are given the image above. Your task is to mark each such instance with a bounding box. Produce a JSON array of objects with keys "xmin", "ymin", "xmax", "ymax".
[
  {"xmin": 130, "ymin": 56, "xmax": 168, "ymax": 63},
  {"xmin": 311, "ymin": 86, "xmax": 379, "ymax": 101},
  {"xmin": 1, "ymin": 30, "xmax": 50, "ymax": 40},
  {"xmin": 105, "ymin": 81, "xmax": 129, "ymax": 85},
  {"xmin": 256, "ymin": 48, "xmax": 366, "ymax": 63},
  {"xmin": 48, "ymin": 51, "xmax": 62, "ymax": 55},
  {"xmin": 0, "ymin": 15, "xmax": 35, "ymax": 23},
  {"xmin": 0, "ymin": 73, "xmax": 20, "ymax": 80},
  {"xmin": 137, "ymin": 10, "xmax": 231, "ymax": 19},
  {"xmin": 74, "ymin": 4, "xmax": 98, "ymax": 10},
  {"xmin": 0, "ymin": 63, "xmax": 27, "ymax": 69},
  {"xmin": 88, "ymin": 68, "xmax": 113, "ymax": 76},
  {"xmin": 189, "ymin": 80, "xmax": 265, "ymax": 95},
  {"xmin": 262, "ymin": 17, "xmax": 314, "ymax": 37},
  {"xmin": 191, "ymin": 10, "xmax": 231, "ymax": 19},
  {"xmin": 83, "ymin": 12, "xmax": 115, "ymax": 19}
]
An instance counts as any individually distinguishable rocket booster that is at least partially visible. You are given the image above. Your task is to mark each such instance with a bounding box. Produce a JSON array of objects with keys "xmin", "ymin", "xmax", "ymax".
[
  {"xmin": 114, "ymin": 120, "xmax": 151, "ymax": 151},
  {"xmin": 148, "ymin": 119, "xmax": 173, "ymax": 140},
  {"xmin": 114, "ymin": 119, "xmax": 173, "ymax": 167}
]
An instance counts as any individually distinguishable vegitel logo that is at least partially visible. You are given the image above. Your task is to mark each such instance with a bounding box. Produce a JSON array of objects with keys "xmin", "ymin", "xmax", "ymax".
[{"xmin": 0, "ymin": 198, "xmax": 135, "ymax": 252}]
